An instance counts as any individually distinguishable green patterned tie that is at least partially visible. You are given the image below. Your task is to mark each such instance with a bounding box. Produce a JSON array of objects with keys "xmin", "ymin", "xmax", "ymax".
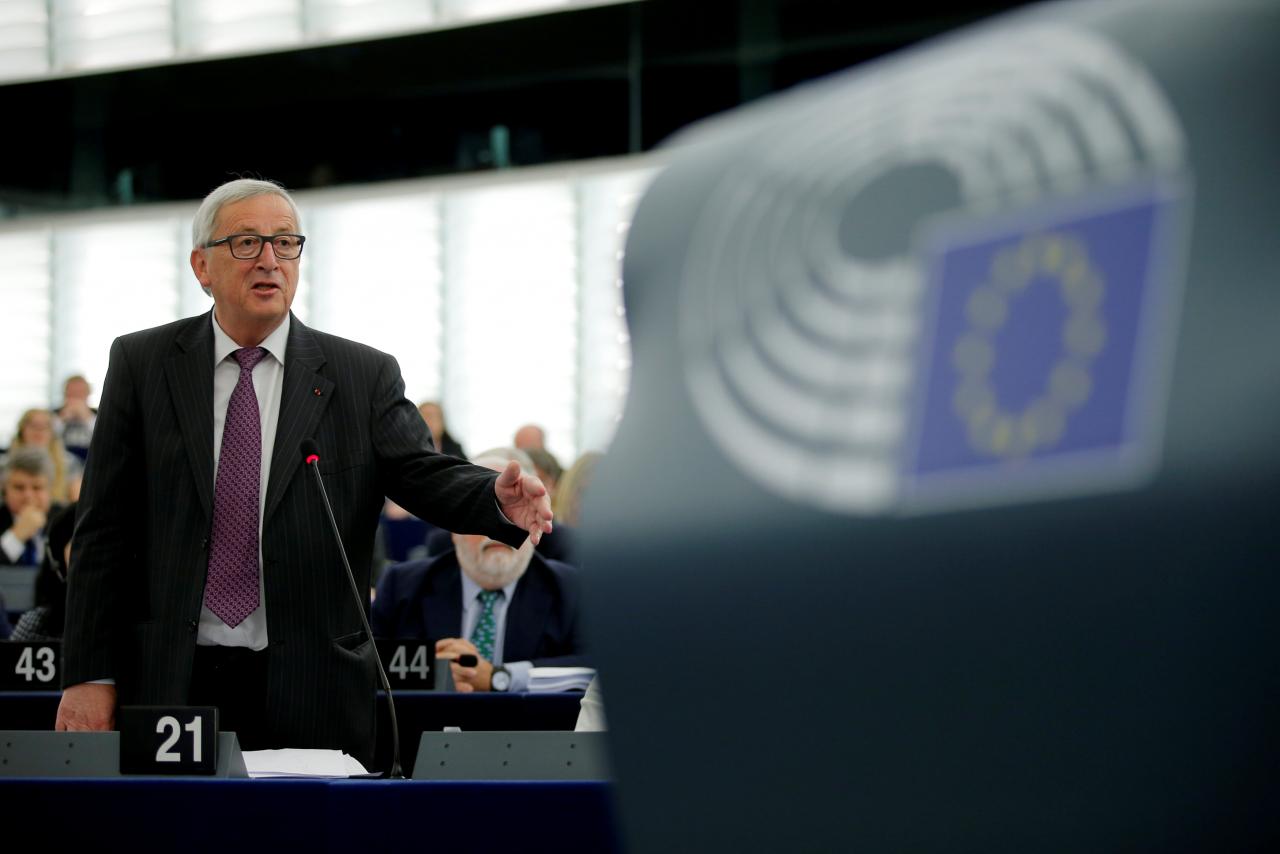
[{"xmin": 470, "ymin": 590, "xmax": 501, "ymax": 662}]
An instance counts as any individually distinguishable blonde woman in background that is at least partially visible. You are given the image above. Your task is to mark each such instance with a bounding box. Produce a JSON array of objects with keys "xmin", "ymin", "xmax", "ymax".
[
  {"xmin": 8, "ymin": 409, "xmax": 82, "ymax": 503},
  {"xmin": 553, "ymin": 451, "xmax": 602, "ymax": 529}
]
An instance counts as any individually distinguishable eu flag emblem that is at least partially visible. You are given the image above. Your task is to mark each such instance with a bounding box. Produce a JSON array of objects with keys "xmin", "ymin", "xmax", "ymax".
[{"xmin": 904, "ymin": 183, "xmax": 1185, "ymax": 507}]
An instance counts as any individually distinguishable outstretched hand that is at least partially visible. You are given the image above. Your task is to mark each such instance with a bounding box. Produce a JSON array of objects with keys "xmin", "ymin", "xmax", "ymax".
[{"xmin": 494, "ymin": 460, "xmax": 553, "ymax": 545}]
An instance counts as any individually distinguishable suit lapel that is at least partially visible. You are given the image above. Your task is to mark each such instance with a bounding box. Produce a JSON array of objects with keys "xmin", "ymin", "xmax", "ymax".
[
  {"xmin": 163, "ymin": 313, "xmax": 216, "ymax": 520},
  {"xmin": 424, "ymin": 558, "xmax": 463, "ymax": 640},
  {"xmin": 504, "ymin": 558, "xmax": 553, "ymax": 662},
  {"xmin": 264, "ymin": 314, "xmax": 333, "ymax": 527}
]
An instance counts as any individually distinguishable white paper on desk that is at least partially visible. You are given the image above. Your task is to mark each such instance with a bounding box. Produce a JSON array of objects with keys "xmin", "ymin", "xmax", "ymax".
[
  {"xmin": 242, "ymin": 748, "xmax": 371, "ymax": 778},
  {"xmin": 527, "ymin": 666, "xmax": 595, "ymax": 693}
]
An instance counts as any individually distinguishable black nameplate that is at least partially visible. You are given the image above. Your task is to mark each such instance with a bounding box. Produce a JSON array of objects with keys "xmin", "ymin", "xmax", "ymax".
[
  {"xmin": 119, "ymin": 706, "xmax": 219, "ymax": 775},
  {"xmin": 375, "ymin": 639, "xmax": 436, "ymax": 689},
  {"xmin": 0, "ymin": 640, "xmax": 61, "ymax": 690}
]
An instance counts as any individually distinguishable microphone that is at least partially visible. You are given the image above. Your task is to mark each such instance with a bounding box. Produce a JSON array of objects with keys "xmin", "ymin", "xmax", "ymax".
[{"xmin": 300, "ymin": 439, "xmax": 404, "ymax": 779}]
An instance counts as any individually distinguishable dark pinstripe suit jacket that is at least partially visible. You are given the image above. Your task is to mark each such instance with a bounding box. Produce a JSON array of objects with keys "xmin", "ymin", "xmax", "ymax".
[{"xmin": 61, "ymin": 310, "xmax": 525, "ymax": 767}]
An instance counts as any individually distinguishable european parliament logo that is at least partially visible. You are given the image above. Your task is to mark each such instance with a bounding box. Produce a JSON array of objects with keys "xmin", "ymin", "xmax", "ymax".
[{"xmin": 904, "ymin": 182, "xmax": 1185, "ymax": 508}]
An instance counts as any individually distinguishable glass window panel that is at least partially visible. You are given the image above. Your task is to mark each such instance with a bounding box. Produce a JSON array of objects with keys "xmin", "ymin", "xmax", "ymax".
[
  {"xmin": 0, "ymin": 0, "xmax": 50, "ymax": 82},
  {"xmin": 304, "ymin": 0, "xmax": 435, "ymax": 40},
  {"xmin": 436, "ymin": 0, "xmax": 571, "ymax": 25},
  {"xmin": 51, "ymin": 0, "xmax": 174, "ymax": 71},
  {"xmin": 443, "ymin": 181, "xmax": 578, "ymax": 462},
  {"xmin": 177, "ymin": 0, "xmax": 302, "ymax": 56},
  {"xmin": 52, "ymin": 219, "xmax": 183, "ymax": 408},
  {"xmin": 305, "ymin": 195, "xmax": 444, "ymax": 404},
  {"xmin": 0, "ymin": 229, "xmax": 53, "ymax": 433},
  {"xmin": 575, "ymin": 166, "xmax": 656, "ymax": 455}
]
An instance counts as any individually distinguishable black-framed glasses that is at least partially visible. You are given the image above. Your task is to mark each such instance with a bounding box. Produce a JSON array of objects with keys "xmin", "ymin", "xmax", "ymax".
[{"xmin": 205, "ymin": 233, "xmax": 307, "ymax": 260}]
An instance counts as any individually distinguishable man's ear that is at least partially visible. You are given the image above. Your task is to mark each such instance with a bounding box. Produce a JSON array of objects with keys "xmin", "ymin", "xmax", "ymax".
[{"xmin": 190, "ymin": 248, "xmax": 211, "ymax": 289}]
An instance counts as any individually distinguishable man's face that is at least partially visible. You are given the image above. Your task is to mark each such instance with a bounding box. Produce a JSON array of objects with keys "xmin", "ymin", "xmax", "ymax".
[
  {"xmin": 64, "ymin": 378, "xmax": 90, "ymax": 403},
  {"xmin": 453, "ymin": 532, "xmax": 535, "ymax": 591},
  {"xmin": 191, "ymin": 194, "xmax": 300, "ymax": 343},
  {"xmin": 4, "ymin": 471, "xmax": 50, "ymax": 516},
  {"xmin": 513, "ymin": 426, "xmax": 544, "ymax": 450}
]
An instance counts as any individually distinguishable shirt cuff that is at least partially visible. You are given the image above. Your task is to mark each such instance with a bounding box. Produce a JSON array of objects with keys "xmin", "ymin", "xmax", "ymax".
[
  {"xmin": 495, "ymin": 500, "xmax": 514, "ymax": 527},
  {"xmin": 0, "ymin": 529, "xmax": 25, "ymax": 563},
  {"xmin": 504, "ymin": 660, "xmax": 533, "ymax": 692}
]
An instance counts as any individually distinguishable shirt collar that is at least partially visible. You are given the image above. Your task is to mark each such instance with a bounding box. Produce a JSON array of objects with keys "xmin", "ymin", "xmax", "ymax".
[
  {"xmin": 211, "ymin": 311, "xmax": 290, "ymax": 367},
  {"xmin": 460, "ymin": 567, "xmax": 519, "ymax": 604}
]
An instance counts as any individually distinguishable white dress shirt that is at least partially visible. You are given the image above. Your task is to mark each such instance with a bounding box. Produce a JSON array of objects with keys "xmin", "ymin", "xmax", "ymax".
[
  {"xmin": 0, "ymin": 527, "xmax": 42, "ymax": 564},
  {"xmin": 198, "ymin": 312, "xmax": 289, "ymax": 650},
  {"xmin": 459, "ymin": 571, "xmax": 533, "ymax": 691}
]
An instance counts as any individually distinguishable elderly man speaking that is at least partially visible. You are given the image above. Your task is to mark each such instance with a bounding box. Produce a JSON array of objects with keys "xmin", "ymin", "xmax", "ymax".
[{"xmin": 55, "ymin": 178, "xmax": 552, "ymax": 768}]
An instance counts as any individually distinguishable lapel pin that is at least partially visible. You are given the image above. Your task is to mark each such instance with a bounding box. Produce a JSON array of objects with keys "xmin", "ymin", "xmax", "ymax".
[{"xmin": 313, "ymin": 387, "xmax": 323, "ymax": 396}]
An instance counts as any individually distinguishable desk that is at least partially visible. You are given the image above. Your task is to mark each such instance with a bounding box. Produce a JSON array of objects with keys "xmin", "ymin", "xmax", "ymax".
[
  {"xmin": 0, "ymin": 778, "xmax": 620, "ymax": 853},
  {"xmin": 375, "ymin": 691, "xmax": 582, "ymax": 774},
  {"xmin": 0, "ymin": 691, "xmax": 584, "ymax": 775}
]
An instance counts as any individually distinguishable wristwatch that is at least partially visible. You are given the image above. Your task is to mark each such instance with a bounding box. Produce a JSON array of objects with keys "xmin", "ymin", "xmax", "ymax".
[{"xmin": 490, "ymin": 665, "xmax": 512, "ymax": 693}]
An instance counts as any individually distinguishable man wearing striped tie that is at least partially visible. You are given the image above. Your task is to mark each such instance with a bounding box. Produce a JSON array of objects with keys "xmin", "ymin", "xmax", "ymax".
[
  {"xmin": 372, "ymin": 448, "xmax": 589, "ymax": 693},
  {"xmin": 53, "ymin": 179, "xmax": 554, "ymax": 768}
]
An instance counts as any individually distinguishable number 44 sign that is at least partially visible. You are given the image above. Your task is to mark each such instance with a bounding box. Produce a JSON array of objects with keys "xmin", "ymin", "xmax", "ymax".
[
  {"xmin": 119, "ymin": 707, "xmax": 219, "ymax": 775},
  {"xmin": 376, "ymin": 640, "xmax": 435, "ymax": 688}
]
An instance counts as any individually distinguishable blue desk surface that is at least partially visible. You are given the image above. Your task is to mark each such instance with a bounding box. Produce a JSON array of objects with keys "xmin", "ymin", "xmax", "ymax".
[{"xmin": 1, "ymin": 777, "xmax": 621, "ymax": 853}]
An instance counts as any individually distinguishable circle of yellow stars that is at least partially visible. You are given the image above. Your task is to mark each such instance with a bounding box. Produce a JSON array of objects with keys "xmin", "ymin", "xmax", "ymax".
[{"xmin": 951, "ymin": 233, "xmax": 1108, "ymax": 459}]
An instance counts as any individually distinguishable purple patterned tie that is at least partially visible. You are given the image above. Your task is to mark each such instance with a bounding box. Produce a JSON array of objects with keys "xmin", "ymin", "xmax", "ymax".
[{"xmin": 205, "ymin": 346, "xmax": 267, "ymax": 627}]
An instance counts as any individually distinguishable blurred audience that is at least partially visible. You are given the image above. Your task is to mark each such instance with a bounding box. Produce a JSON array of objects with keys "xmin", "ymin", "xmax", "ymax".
[
  {"xmin": 525, "ymin": 447, "xmax": 563, "ymax": 500},
  {"xmin": 54, "ymin": 374, "xmax": 96, "ymax": 462},
  {"xmin": 8, "ymin": 408, "xmax": 82, "ymax": 503},
  {"xmin": 1, "ymin": 448, "xmax": 57, "ymax": 566},
  {"xmin": 419, "ymin": 401, "xmax": 467, "ymax": 459},
  {"xmin": 554, "ymin": 451, "xmax": 602, "ymax": 528},
  {"xmin": 11, "ymin": 502, "xmax": 76, "ymax": 641},
  {"xmin": 371, "ymin": 447, "xmax": 588, "ymax": 692},
  {"xmin": 377, "ymin": 400, "xmax": 466, "ymax": 569},
  {"xmin": 513, "ymin": 423, "xmax": 546, "ymax": 451}
]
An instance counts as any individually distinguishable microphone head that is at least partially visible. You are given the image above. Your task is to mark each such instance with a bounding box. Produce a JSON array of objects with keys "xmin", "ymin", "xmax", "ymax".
[{"xmin": 300, "ymin": 438, "xmax": 320, "ymax": 464}]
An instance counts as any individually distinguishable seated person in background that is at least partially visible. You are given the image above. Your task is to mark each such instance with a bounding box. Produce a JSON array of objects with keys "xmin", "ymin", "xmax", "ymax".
[
  {"xmin": 513, "ymin": 423, "xmax": 546, "ymax": 451},
  {"xmin": 372, "ymin": 447, "xmax": 588, "ymax": 693},
  {"xmin": 1, "ymin": 448, "xmax": 56, "ymax": 566},
  {"xmin": 54, "ymin": 374, "xmax": 97, "ymax": 462},
  {"xmin": 419, "ymin": 401, "xmax": 467, "ymax": 459},
  {"xmin": 11, "ymin": 502, "xmax": 76, "ymax": 642},
  {"xmin": 7, "ymin": 408, "xmax": 81, "ymax": 503}
]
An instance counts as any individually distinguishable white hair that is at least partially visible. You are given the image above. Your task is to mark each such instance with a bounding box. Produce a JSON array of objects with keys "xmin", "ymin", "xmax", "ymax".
[{"xmin": 470, "ymin": 447, "xmax": 535, "ymax": 476}]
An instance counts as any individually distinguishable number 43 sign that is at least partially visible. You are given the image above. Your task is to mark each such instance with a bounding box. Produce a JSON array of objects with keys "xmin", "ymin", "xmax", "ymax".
[
  {"xmin": 0, "ymin": 642, "xmax": 60, "ymax": 689},
  {"xmin": 119, "ymin": 707, "xmax": 219, "ymax": 775}
]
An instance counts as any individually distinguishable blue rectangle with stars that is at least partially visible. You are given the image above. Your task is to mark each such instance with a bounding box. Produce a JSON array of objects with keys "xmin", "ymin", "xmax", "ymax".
[{"xmin": 903, "ymin": 182, "xmax": 1184, "ymax": 505}]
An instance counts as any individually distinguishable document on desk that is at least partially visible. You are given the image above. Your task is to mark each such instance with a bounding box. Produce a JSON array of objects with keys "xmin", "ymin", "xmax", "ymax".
[
  {"xmin": 528, "ymin": 666, "xmax": 596, "ymax": 693},
  {"xmin": 242, "ymin": 749, "xmax": 372, "ymax": 778}
]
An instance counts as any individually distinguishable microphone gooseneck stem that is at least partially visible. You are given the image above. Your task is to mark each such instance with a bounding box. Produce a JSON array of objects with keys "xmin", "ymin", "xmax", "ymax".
[{"xmin": 306, "ymin": 460, "xmax": 403, "ymax": 780}]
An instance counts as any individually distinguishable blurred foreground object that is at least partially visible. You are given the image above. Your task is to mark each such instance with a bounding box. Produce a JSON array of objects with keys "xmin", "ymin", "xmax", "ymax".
[{"xmin": 583, "ymin": 0, "xmax": 1280, "ymax": 851}]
